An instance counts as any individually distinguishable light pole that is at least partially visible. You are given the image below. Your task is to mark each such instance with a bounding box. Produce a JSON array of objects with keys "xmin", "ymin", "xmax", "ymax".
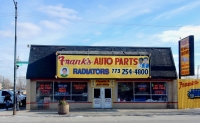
[{"xmin": 13, "ymin": 0, "xmax": 17, "ymax": 115}]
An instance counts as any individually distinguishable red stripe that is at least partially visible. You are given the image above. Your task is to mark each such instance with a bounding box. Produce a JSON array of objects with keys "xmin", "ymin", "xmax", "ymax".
[
  {"xmin": 31, "ymin": 78, "xmax": 90, "ymax": 82},
  {"xmin": 113, "ymin": 102, "xmax": 178, "ymax": 103},
  {"xmin": 26, "ymin": 102, "xmax": 92, "ymax": 104}
]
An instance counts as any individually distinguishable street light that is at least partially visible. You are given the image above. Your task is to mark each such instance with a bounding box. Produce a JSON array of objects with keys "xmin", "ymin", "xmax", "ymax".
[{"xmin": 12, "ymin": 0, "xmax": 17, "ymax": 115}]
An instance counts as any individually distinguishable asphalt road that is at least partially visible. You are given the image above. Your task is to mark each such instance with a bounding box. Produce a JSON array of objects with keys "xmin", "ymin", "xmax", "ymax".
[{"xmin": 0, "ymin": 115, "xmax": 199, "ymax": 123}]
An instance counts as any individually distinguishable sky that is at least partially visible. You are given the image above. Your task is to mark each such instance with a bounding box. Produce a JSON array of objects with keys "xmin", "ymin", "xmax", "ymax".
[{"xmin": 0, "ymin": 0, "xmax": 200, "ymax": 81}]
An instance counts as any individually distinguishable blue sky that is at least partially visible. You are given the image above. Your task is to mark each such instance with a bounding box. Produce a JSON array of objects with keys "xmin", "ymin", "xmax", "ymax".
[{"xmin": 0, "ymin": 0, "xmax": 200, "ymax": 80}]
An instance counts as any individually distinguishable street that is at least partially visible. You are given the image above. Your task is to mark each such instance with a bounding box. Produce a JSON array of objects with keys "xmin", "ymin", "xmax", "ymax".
[{"xmin": 0, "ymin": 115, "xmax": 200, "ymax": 123}]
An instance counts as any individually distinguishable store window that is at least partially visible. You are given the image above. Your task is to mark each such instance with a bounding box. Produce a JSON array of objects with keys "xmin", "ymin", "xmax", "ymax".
[
  {"xmin": 118, "ymin": 82, "xmax": 133, "ymax": 101},
  {"xmin": 151, "ymin": 82, "xmax": 167, "ymax": 102},
  {"xmin": 134, "ymin": 82, "xmax": 167, "ymax": 102},
  {"xmin": 135, "ymin": 82, "xmax": 150, "ymax": 102},
  {"xmin": 72, "ymin": 82, "xmax": 88, "ymax": 102},
  {"xmin": 54, "ymin": 82, "xmax": 71, "ymax": 102},
  {"xmin": 36, "ymin": 82, "xmax": 53, "ymax": 102},
  {"xmin": 36, "ymin": 82, "xmax": 88, "ymax": 102}
]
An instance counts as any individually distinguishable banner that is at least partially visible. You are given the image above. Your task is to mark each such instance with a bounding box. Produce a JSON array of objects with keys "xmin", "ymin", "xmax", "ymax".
[
  {"xmin": 178, "ymin": 79, "xmax": 200, "ymax": 109},
  {"xmin": 56, "ymin": 55, "xmax": 150, "ymax": 78}
]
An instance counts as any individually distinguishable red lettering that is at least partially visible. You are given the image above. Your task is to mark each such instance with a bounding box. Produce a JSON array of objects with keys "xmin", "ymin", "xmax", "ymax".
[
  {"xmin": 129, "ymin": 58, "xmax": 133, "ymax": 65},
  {"xmin": 119, "ymin": 58, "xmax": 123, "ymax": 65},
  {"xmin": 115, "ymin": 58, "xmax": 120, "ymax": 65},
  {"xmin": 133, "ymin": 58, "xmax": 138, "ymax": 65},
  {"xmin": 58, "ymin": 56, "xmax": 65, "ymax": 65},
  {"xmin": 179, "ymin": 81, "xmax": 199, "ymax": 89},
  {"xmin": 107, "ymin": 58, "xmax": 113, "ymax": 65},
  {"xmin": 94, "ymin": 58, "xmax": 98, "ymax": 65},
  {"xmin": 124, "ymin": 58, "xmax": 128, "ymax": 65}
]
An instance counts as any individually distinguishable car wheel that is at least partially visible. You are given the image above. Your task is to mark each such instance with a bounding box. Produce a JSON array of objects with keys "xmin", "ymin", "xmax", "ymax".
[
  {"xmin": 189, "ymin": 93, "xmax": 195, "ymax": 99},
  {"xmin": 187, "ymin": 92, "xmax": 190, "ymax": 97}
]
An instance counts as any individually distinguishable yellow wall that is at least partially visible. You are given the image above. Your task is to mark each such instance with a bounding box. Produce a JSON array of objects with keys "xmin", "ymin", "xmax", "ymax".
[{"xmin": 178, "ymin": 79, "xmax": 200, "ymax": 109}]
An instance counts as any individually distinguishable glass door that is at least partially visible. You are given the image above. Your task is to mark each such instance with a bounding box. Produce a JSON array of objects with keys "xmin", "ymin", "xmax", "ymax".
[
  {"xmin": 93, "ymin": 88, "xmax": 112, "ymax": 108},
  {"xmin": 93, "ymin": 88, "xmax": 101, "ymax": 108},
  {"xmin": 103, "ymin": 88, "xmax": 112, "ymax": 108}
]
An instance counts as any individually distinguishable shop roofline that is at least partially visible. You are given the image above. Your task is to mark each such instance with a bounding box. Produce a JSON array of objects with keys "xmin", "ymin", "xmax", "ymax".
[{"xmin": 29, "ymin": 44, "xmax": 172, "ymax": 49}]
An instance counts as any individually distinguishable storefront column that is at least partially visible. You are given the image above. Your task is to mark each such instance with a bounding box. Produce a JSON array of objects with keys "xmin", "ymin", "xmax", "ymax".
[
  {"xmin": 30, "ymin": 81, "xmax": 36, "ymax": 109},
  {"xmin": 172, "ymin": 79, "xmax": 178, "ymax": 108},
  {"xmin": 26, "ymin": 79, "xmax": 31, "ymax": 110},
  {"xmin": 88, "ymin": 81, "xmax": 92, "ymax": 102}
]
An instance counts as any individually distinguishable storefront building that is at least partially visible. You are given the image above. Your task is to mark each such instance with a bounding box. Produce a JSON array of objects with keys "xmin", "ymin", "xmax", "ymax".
[{"xmin": 26, "ymin": 45, "xmax": 178, "ymax": 110}]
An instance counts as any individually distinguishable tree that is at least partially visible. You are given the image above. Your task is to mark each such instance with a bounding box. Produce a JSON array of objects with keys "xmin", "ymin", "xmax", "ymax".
[
  {"xmin": 16, "ymin": 76, "xmax": 26, "ymax": 90},
  {"xmin": 2, "ymin": 77, "xmax": 13, "ymax": 89}
]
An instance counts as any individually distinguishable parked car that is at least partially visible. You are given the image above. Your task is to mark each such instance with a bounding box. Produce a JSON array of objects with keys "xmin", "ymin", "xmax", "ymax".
[
  {"xmin": 0, "ymin": 90, "xmax": 14, "ymax": 105},
  {"xmin": 188, "ymin": 89, "xmax": 200, "ymax": 99},
  {"xmin": 0, "ymin": 90, "xmax": 26, "ymax": 106}
]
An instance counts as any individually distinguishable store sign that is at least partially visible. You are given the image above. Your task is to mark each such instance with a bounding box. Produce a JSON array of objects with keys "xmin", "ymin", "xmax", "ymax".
[
  {"xmin": 56, "ymin": 55, "xmax": 150, "ymax": 78},
  {"xmin": 178, "ymin": 35, "xmax": 194, "ymax": 76},
  {"xmin": 136, "ymin": 84, "xmax": 149, "ymax": 94},
  {"xmin": 91, "ymin": 80, "xmax": 115, "ymax": 88},
  {"xmin": 55, "ymin": 84, "xmax": 69, "ymax": 96},
  {"xmin": 38, "ymin": 83, "xmax": 52, "ymax": 95},
  {"xmin": 152, "ymin": 83, "xmax": 166, "ymax": 94},
  {"xmin": 178, "ymin": 79, "xmax": 200, "ymax": 109}
]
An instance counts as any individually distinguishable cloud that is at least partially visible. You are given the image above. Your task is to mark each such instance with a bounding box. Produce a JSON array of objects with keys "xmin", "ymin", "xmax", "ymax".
[
  {"xmin": 38, "ymin": 5, "xmax": 80, "ymax": 20},
  {"xmin": 18, "ymin": 22, "xmax": 42, "ymax": 39},
  {"xmin": 94, "ymin": 31, "xmax": 102, "ymax": 36},
  {"xmin": 0, "ymin": 30, "xmax": 13, "ymax": 38},
  {"xmin": 40, "ymin": 20, "xmax": 63, "ymax": 30},
  {"xmin": 153, "ymin": 25, "xmax": 200, "ymax": 43},
  {"xmin": 153, "ymin": 1, "xmax": 200, "ymax": 20}
]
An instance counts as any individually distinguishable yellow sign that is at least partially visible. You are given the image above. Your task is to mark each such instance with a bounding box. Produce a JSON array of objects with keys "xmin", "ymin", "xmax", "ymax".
[
  {"xmin": 178, "ymin": 79, "xmax": 200, "ymax": 109},
  {"xmin": 56, "ymin": 55, "xmax": 150, "ymax": 78},
  {"xmin": 91, "ymin": 80, "xmax": 115, "ymax": 88},
  {"xmin": 180, "ymin": 37, "xmax": 190, "ymax": 75}
]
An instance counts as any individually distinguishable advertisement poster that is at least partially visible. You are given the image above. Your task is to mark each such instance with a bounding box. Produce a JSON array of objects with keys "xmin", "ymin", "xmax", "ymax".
[
  {"xmin": 57, "ymin": 55, "xmax": 150, "ymax": 78},
  {"xmin": 178, "ymin": 35, "xmax": 194, "ymax": 76},
  {"xmin": 178, "ymin": 79, "xmax": 200, "ymax": 109}
]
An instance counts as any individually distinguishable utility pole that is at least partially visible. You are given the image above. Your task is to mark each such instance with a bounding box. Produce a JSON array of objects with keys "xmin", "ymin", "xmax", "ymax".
[{"xmin": 13, "ymin": 0, "xmax": 17, "ymax": 115}]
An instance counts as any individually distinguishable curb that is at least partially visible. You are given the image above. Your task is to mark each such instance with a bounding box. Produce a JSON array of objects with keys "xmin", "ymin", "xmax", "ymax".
[{"xmin": 1, "ymin": 112, "xmax": 200, "ymax": 117}]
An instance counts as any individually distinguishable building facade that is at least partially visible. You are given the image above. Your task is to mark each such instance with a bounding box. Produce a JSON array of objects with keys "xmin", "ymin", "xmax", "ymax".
[{"xmin": 26, "ymin": 45, "xmax": 178, "ymax": 110}]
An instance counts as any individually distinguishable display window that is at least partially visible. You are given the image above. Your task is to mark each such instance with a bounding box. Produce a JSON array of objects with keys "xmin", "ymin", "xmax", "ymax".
[
  {"xmin": 118, "ymin": 82, "xmax": 133, "ymax": 101},
  {"xmin": 36, "ymin": 82, "xmax": 88, "ymax": 102},
  {"xmin": 118, "ymin": 82, "xmax": 168, "ymax": 102}
]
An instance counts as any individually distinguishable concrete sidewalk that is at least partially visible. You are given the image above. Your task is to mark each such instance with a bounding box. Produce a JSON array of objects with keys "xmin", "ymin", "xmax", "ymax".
[{"xmin": 1, "ymin": 108, "xmax": 200, "ymax": 117}]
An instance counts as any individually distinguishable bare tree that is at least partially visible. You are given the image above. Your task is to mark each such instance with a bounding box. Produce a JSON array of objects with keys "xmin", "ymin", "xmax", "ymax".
[
  {"xmin": 2, "ymin": 78, "xmax": 13, "ymax": 89},
  {"xmin": 16, "ymin": 76, "xmax": 26, "ymax": 90}
]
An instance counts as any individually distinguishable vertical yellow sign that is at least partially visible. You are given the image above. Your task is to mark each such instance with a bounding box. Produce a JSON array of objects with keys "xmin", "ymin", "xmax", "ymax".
[
  {"xmin": 180, "ymin": 38, "xmax": 190, "ymax": 75},
  {"xmin": 178, "ymin": 79, "xmax": 200, "ymax": 109}
]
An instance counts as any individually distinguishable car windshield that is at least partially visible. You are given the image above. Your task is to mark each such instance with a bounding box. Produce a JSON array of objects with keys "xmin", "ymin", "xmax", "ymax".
[{"xmin": 9, "ymin": 91, "xmax": 14, "ymax": 96}]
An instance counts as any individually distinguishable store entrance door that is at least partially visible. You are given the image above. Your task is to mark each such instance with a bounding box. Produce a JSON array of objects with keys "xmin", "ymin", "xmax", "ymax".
[{"xmin": 93, "ymin": 88, "xmax": 112, "ymax": 108}]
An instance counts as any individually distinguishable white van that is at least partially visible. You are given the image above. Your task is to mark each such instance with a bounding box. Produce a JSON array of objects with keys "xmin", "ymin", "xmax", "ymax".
[{"xmin": 0, "ymin": 90, "xmax": 14, "ymax": 104}]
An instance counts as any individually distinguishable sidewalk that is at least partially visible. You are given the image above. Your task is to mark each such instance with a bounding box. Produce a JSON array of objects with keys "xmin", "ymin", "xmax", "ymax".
[{"xmin": 1, "ymin": 108, "xmax": 200, "ymax": 117}]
